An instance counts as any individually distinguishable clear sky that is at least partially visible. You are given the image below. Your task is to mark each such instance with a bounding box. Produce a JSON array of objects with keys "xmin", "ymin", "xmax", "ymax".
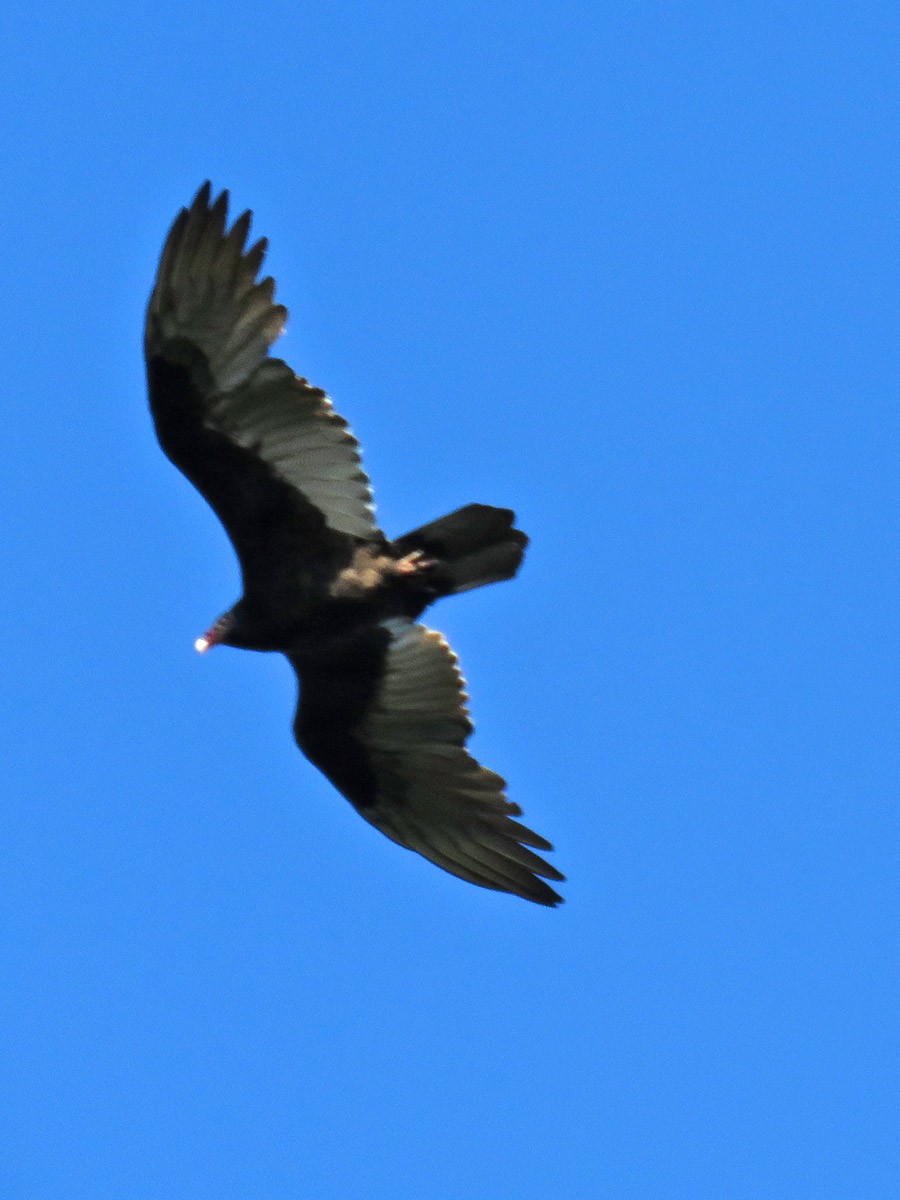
[{"xmin": 2, "ymin": 3, "xmax": 897, "ymax": 1197}]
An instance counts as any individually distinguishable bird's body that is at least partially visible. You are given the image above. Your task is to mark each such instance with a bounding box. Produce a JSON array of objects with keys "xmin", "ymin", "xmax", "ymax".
[{"xmin": 145, "ymin": 183, "xmax": 564, "ymax": 906}]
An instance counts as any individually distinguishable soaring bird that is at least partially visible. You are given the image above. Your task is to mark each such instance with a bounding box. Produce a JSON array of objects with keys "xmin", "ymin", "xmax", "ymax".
[{"xmin": 144, "ymin": 183, "xmax": 563, "ymax": 906}]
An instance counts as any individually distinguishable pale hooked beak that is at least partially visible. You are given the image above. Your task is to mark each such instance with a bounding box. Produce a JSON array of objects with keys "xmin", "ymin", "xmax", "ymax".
[{"xmin": 194, "ymin": 617, "xmax": 228, "ymax": 654}]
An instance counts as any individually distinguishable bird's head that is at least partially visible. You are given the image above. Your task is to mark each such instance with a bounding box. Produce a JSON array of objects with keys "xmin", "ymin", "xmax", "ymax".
[
  {"xmin": 194, "ymin": 600, "xmax": 282, "ymax": 653},
  {"xmin": 194, "ymin": 610, "xmax": 237, "ymax": 653}
]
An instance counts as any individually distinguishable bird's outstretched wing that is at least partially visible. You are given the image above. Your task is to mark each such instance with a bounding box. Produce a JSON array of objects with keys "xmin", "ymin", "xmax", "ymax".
[
  {"xmin": 145, "ymin": 183, "xmax": 379, "ymax": 589},
  {"xmin": 291, "ymin": 618, "xmax": 564, "ymax": 906}
]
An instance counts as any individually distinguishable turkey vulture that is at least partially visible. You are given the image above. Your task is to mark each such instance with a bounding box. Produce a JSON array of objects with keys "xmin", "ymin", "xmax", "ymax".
[{"xmin": 144, "ymin": 182, "xmax": 563, "ymax": 906}]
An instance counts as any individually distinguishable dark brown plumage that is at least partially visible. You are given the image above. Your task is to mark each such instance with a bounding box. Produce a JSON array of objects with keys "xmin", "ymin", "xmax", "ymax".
[{"xmin": 145, "ymin": 183, "xmax": 564, "ymax": 906}]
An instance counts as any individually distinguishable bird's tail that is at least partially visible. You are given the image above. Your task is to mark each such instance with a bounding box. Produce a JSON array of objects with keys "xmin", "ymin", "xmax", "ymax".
[{"xmin": 395, "ymin": 504, "xmax": 528, "ymax": 594}]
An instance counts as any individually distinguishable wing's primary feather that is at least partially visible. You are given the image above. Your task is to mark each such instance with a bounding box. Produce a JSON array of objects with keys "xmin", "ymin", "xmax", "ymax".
[
  {"xmin": 291, "ymin": 618, "xmax": 564, "ymax": 906},
  {"xmin": 145, "ymin": 183, "xmax": 380, "ymax": 577}
]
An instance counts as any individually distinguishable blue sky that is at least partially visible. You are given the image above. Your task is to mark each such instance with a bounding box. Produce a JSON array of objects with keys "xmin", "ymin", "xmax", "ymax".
[{"xmin": 2, "ymin": 3, "xmax": 898, "ymax": 1197}]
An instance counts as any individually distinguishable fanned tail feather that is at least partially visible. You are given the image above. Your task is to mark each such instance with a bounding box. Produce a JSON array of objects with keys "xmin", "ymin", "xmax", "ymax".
[{"xmin": 396, "ymin": 504, "xmax": 528, "ymax": 594}]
